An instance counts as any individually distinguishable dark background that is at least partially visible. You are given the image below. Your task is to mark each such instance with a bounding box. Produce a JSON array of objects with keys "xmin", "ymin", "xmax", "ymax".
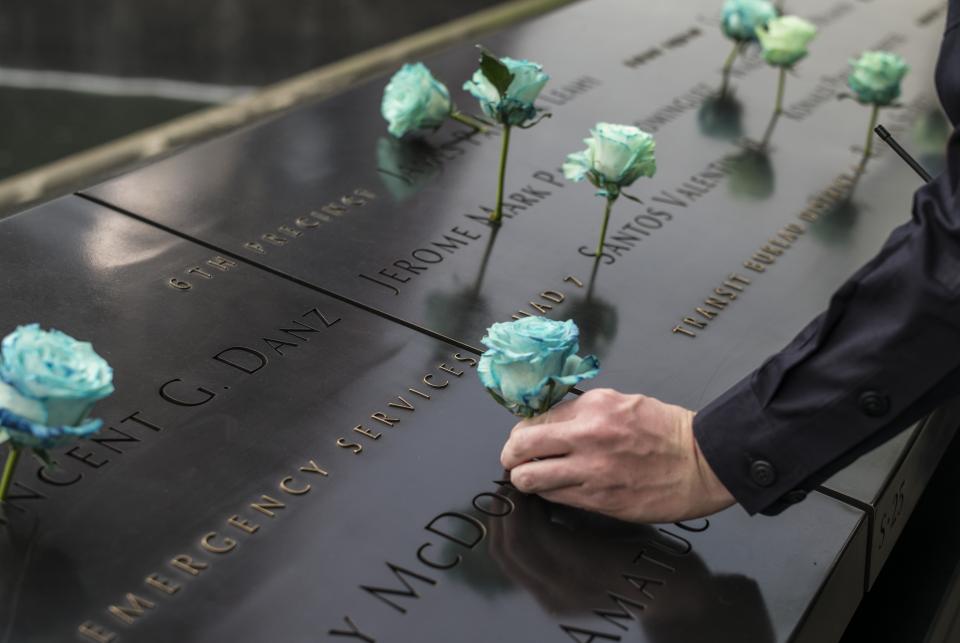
[{"xmin": 0, "ymin": 0, "xmax": 507, "ymax": 179}]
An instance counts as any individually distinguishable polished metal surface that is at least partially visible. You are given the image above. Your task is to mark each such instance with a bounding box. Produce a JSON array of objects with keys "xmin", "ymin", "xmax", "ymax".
[
  {"xmin": 0, "ymin": 198, "xmax": 866, "ymax": 642},
  {"xmin": 87, "ymin": 0, "xmax": 948, "ymax": 406},
  {"xmin": 0, "ymin": 0, "xmax": 573, "ymax": 215},
  {"xmin": 84, "ymin": 0, "xmax": 950, "ymax": 593}
]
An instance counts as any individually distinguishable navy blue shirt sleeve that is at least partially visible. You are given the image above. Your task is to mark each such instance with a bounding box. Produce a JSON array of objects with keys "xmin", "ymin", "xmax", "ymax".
[{"xmin": 694, "ymin": 6, "xmax": 960, "ymax": 516}]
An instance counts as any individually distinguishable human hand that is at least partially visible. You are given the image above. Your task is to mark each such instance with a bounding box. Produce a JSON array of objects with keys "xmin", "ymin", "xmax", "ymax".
[{"xmin": 500, "ymin": 389, "xmax": 735, "ymax": 523}]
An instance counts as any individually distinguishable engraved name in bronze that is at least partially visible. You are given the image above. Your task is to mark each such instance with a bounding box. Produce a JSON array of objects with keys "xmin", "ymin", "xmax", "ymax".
[
  {"xmin": 510, "ymin": 275, "xmax": 584, "ymax": 321},
  {"xmin": 77, "ymin": 458, "xmax": 331, "ymax": 642},
  {"xmin": 671, "ymin": 273, "xmax": 753, "ymax": 339},
  {"xmin": 331, "ymin": 483, "xmax": 712, "ymax": 643},
  {"xmin": 587, "ymin": 155, "xmax": 736, "ymax": 265},
  {"xmin": 3, "ymin": 305, "xmax": 341, "ymax": 511},
  {"xmin": 167, "ymin": 187, "xmax": 379, "ymax": 291},
  {"xmin": 622, "ymin": 26, "xmax": 702, "ymax": 70},
  {"xmin": 243, "ymin": 187, "xmax": 377, "ymax": 256},
  {"xmin": 335, "ymin": 352, "xmax": 478, "ymax": 455},
  {"xmin": 357, "ymin": 169, "xmax": 561, "ymax": 297}
]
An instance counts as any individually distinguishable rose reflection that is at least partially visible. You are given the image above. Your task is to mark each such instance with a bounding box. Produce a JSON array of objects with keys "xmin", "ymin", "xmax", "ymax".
[
  {"xmin": 458, "ymin": 490, "xmax": 776, "ymax": 643},
  {"xmin": 436, "ymin": 506, "xmax": 517, "ymax": 599},
  {"xmin": 0, "ymin": 518, "xmax": 90, "ymax": 639},
  {"xmin": 698, "ymin": 93, "xmax": 744, "ymax": 142},
  {"xmin": 727, "ymin": 147, "xmax": 775, "ymax": 201},
  {"xmin": 809, "ymin": 193, "xmax": 860, "ymax": 245},
  {"xmin": 424, "ymin": 226, "xmax": 500, "ymax": 351},
  {"xmin": 566, "ymin": 258, "xmax": 618, "ymax": 360},
  {"xmin": 566, "ymin": 298, "xmax": 618, "ymax": 361},
  {"xmin": 375, "ymin": 136, "xmax": 444, "ymax": 202}
]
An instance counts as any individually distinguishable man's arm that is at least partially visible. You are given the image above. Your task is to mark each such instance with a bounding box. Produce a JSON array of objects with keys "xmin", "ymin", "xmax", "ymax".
[
  {"xmin": 698, "ymin": 14, "xmax": 960, "ymax": 510},
  {"xmin": 502, "ymin": 125, "xmax": 960, "ymax": 522},
  {"xmin": 696, "ymin": 126, "xmax": 960, "ymax": 514},
  {"xmin": 501, "ymin": 9, "xmax": 960, "ymax": 522},
  {"xmin": 502, "ymin": 143, "xmax": 960, "ymax": 522}
]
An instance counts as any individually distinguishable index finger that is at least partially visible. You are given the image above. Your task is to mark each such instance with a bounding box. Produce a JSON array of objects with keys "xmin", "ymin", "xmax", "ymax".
[
  {"xmin": 509, "ymin": 395, "xmax": 581, "ymax": 434},
  {"xmin": 501, "ymin": 420, "xmax": 574, "ymax": 470}
]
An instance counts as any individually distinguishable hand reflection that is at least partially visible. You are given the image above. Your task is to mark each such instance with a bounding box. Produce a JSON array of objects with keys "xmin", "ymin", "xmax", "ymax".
[
  {"xmin": 486, "ymin": 489, "xmax": 651, "ymax": 612},
  {"xmin": 484, "ymin": 490, "xmax": 775, "ymax": 642}
]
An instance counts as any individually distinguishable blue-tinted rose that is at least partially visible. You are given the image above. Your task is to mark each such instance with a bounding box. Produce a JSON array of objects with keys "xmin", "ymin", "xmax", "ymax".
[
  {"xmin": 463, "ymin": 57, "xmax": 549, "ymax": 126},
  {"xmin": 0, "ymin": 324, "xmax": 113, "ymax": 448},
  {"xmin": 721, "ymin": 0, "xmax": 777, "ymax": 42},
  {"xmin": 478, "ymin": 317, "xmax": 599, "ymax": 418},
  {"xmin": 381, "ymin": 63, "xmax": 453, "ymax": 138},
  {"xmin": 848, "ymin": 51, "xmax": 909, "ymax": 106},
  {"xmin": 563, "ymin": 122, "xmax": 656, "ymax": 198},
  {"xmin": 755, "ymin": 15, "xmax": 817, "ymax": 67}
]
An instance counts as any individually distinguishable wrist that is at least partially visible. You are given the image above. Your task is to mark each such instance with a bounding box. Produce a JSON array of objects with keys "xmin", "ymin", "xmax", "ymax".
[{"xmin": 689, "ymin": 411, "xmax": 736, "ymax": 513}]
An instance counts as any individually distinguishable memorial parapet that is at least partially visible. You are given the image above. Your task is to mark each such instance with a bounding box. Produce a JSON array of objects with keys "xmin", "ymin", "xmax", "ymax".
[
  {"xmin": 0, "ymin": 197, "xmax": 868, "ymax": 642},
  {"xmin": 83, "ymin": 0, "xmax": 953, "ymax": 587},
  {"xmin": 820, "ymin": 400, "xmax": 960, "ymax": 589}
]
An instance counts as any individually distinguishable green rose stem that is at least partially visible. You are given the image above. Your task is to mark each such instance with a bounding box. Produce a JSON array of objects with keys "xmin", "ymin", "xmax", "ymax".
[
  {"xmin": 464, "ymin": 52, "xmax": 549, "ymax": 223},
  {"xmin": 491, "ymin": 125, "xmax": 512, "ymax": 224},
  {"xmin": 450, "ymin": 110, "xmax": 488, "ymax": 133},
  {"xmin": 720, "ymin": 42, "xmax": 743, "ymax": 95},
  {"xmin": 761, "ymin": 67, "xmax": 787, "ymax": 147},
  {"xmin": 860, "ymin": 103, "xmax": 880, "ymax": 166},
  {"xmin": 596, "ymin": 195, "xmax": 616, "ymax": 257},
  {"xmin": 0, "ymin": 445, "xmax": 21, "ymax": 504}
]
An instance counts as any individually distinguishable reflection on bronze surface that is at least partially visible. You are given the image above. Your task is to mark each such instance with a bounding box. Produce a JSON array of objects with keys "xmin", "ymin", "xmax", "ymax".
[
  {"xmin": 727, "ymin": 148, "xmax": 775, "ymax": 201},
  {"xmin": 567, "ymin": 258, "xmax": 618, "ymax": 359},
  {"xmin": 810, "ymin": 197, "xmax": 860, "ymax": 246},
  {"xmin": 481, "ymin": 491, "xmax": 775, "ymax": 642},
  {"xmin": 376, "ymin": 137, "xmax": 443, "ymax": 202},
  {"xmin": 698, "ymin": 93, "xmax": 744, "ymax": 142},
  {"xmin": 425, "ymin": 225, "xmax": 501, "ymax": 351}
]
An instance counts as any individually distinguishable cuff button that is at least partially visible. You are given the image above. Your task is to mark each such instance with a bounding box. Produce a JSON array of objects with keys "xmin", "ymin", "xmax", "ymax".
[
  {"xmin": 858, "ymin": 390, "xmax": 890, "ymax": 417},
  {"xmin": 750, "ymin": 460, "xmax": 777, "ymax": 487}
]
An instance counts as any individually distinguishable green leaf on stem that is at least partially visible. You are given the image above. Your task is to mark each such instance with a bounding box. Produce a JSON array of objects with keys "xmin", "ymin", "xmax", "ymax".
[
  {"xmin": 516, "ymin": 111, "xmax": 552, "ymax": 129},
  {"xmin": 478, "ymin": 48, "xmax": 515, "ymax": 98}
]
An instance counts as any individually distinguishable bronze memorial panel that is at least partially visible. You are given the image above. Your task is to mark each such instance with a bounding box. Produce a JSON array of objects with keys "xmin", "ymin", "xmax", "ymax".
[
  {"xmin": 85, "ymin": 0, "xmax": 953, "ymax": 586},
  {"xmin": 0, "ymin": 199, "xmax": 868, "ymax": 641}
]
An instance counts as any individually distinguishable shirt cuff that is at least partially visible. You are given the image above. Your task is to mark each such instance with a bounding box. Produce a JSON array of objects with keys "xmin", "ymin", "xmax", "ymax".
[{"xmin": 693, "ymin": 374, "xmax": 810, "ymax": 515}]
